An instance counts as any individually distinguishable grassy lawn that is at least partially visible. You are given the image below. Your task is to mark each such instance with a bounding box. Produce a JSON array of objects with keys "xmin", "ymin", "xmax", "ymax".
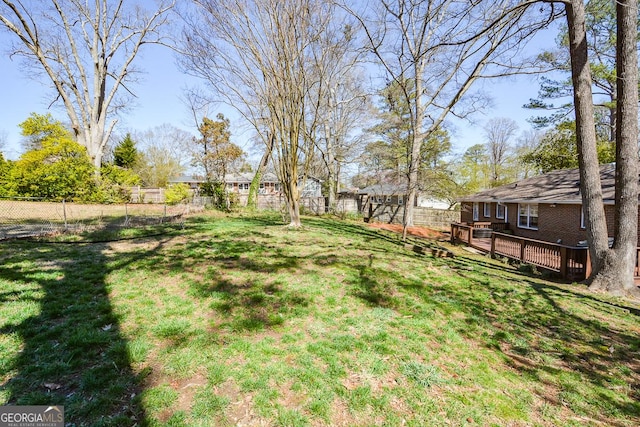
[{"xmin": 1, "ymin": 211, "xmax": 639, "ymax": 426}]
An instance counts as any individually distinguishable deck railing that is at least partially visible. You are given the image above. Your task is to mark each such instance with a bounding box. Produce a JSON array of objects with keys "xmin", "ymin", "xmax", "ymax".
[
  {"xmin": 450, "ymin": 222, "xmax": 509, "ymax": 248},
  {"xmin": 450, "ymin": 222, "xmax": 473, "ymax": 246},
  {"xmin": 451, "ymin": 222, "xmax": 640, "ymax": 281},
  {"xmin": 491, "ymin": 232, "xmax": 590, "ymax": 280}
]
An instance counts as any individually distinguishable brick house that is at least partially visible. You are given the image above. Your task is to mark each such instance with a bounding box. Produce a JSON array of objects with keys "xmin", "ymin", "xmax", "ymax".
[{"xmin": 459, "ymin": 163, "xmax": 638, "ymax": 247}]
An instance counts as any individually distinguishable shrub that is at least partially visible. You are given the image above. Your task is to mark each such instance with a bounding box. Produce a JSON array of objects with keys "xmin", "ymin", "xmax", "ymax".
[
  {"xmin": 8, "ymin": 138, "xmax": 97, "ymax": 201},
  {"xmin": 101, "ymin": 163, "xmax": 141, "ymax": 187},
  {"xmin": 201, "ymin": 181, "xmax": 237, "ymax": 211},
  {"xmin": 165, "ymin": 183, "xmax": 191, "ymax": 205}
]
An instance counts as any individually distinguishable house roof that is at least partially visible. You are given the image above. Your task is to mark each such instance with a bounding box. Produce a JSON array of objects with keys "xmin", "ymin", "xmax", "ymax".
[
  {"xmin": 463, "ymin": 163, "xmax": 624, "ymax": 205},
  {"xmin": 358, "ymin": 183, "xmax": 408, "ymax": 195},
  {"xmin": 169, "ymin": 172, "xmax": 280, "ymax": 184},
  {"xmin": 170, "ymin": 174, "xmax": 204, "ymax": 183}
]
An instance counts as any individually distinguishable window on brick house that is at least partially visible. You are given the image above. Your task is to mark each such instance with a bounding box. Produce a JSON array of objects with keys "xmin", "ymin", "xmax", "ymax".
[
  {"xmin": 518, "ymin": 204, "xmax": 538, "ymax": 229},
  {"xmin": 580, "ymin": 206, "xmax": 585, "ymax": 229},
  {"xmin": 483, "ymin": 203, "xmax": 491, "ymax": 217},
  {"xmin": 496, "ymin": 203, "xmax": 506, "ymax": 220},
  {"xmin": 473, "ymin": 202, "xmax": 479, "ymax": 221}
]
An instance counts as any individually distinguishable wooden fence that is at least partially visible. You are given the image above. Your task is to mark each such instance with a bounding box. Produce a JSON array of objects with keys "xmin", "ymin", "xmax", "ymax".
[{"xmin": 367, "ymin": 204, "xmax": 460, "ymax": 230}]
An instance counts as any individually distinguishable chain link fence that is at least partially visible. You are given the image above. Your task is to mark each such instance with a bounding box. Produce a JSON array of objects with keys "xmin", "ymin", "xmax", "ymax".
[{"xmin": 0, "ymin": 197, "xmax": 204, "ymax": 241}]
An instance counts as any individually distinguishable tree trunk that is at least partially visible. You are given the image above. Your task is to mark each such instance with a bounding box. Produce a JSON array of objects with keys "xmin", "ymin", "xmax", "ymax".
[
  {"xmin": 248, "ymin": 134, "xmax": 274, "ymax": 209},
  {"xmin": 589, "ymin": 0, "xmax": 640, "ymax": 298},
  {"xmin": 402, "ymin": 64, "xmax": 425, "ymax": 240},
  {"xmin": 283, "ymin": 178, "xmax": 302, "ymax": 227},
  {"xmin": 287, "ymin": 193, "xmax": 302, "ymax": 227},
  {"xmin": 326, "ymin": 130, "xmax": 337, "ymax": 214},
  {"xmin": 565, "ymin": 0, "xmax": 611, "ymax": 277}
]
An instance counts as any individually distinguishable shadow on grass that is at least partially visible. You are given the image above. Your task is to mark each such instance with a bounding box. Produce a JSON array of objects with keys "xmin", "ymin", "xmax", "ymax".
[
  {"xmin": 433, "ymin": 258, "xmax": 640, "ymax": 423},
  {"xmin": 328, "ymin": 221, "xmax": 640, "ymax": 423},
  {"xmin": 0, "ymin": 235, "xmax": 163, "ymax": 426}
]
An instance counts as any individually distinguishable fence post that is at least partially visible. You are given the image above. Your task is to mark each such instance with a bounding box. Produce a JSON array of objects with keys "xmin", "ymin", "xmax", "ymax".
[
  {"xmin": 559, "ymin": 246, "xmax": 568, "ymax": 279},
  {"xmin": 520, "ymin": 239, "xmax": 526, "ymax": 263},
  {"xmin": 62, "ymin": 199, "xmax": 68, "ymax": 230},
  {"xmin": 490, "ymin": 233, "xmax": 496, "ymax": 257}
]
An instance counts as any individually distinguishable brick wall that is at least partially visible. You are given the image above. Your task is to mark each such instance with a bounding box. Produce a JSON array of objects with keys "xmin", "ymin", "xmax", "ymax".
[{"xmin": 460, "ymin": 201, "xmax": 640, "ymax": 246}]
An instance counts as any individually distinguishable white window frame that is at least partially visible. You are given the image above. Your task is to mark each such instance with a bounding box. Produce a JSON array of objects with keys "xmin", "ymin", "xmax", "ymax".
[
  {"xmin": 518, "ymin": 203, "xmax": 539, "ymax": 230},
  {"xmin": 580, "ymin": 206, "xmax": 586, "ymax": 229},
  {"xmin": 472, "ymin": 202, "xmax": 479, "ymax": 221},
  {"xmin": 496, "ymin": 203, "xmax": 506, "ymax": 221},
  {"xmin": 483, "ymin": 203, "xmax": 491, "ymax": 218}
]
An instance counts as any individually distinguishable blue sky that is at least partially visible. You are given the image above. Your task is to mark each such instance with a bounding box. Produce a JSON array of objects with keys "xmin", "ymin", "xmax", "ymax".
[{"xmin": 0, "ymin": 21, "xmax": 561, "ymax": 162}]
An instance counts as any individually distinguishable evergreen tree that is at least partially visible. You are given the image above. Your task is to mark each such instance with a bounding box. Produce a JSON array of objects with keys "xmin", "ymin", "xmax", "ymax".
[{"xmin": 113, "ymin": 133, "xmax": 139, "ymax": 168}]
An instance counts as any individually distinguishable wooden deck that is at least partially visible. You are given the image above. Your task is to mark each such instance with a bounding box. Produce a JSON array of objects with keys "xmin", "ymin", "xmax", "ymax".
[
  {"xmin": 451, "ymin": 222, "xmax": 589, "ymax": 280},
  {"xmin": 451, "ymin": 222, "xmax": 640, "ymax": 282},
  {"xmin": 469, "ymin": 237, "xmax": 491, "ymax": 253}
]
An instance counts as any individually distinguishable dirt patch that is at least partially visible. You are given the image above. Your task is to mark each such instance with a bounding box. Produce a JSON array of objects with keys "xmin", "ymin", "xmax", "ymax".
[
  {"xmin": 366, "ymin": 222, "xmax": 448, "ymax": 240},
  {"xmin": 215, "ymin": 378, "xmax": 271, "ymax": 426}
]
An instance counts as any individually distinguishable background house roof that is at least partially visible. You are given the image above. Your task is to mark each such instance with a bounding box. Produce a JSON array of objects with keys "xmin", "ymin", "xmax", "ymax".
[
  {"xmin": 463, "ymin": 163, "xmax": 623, "ymax": 205},
  {"xmin": 358, "ymin": 184, "xmax": 408, "ymax": 195},
  {"xmin": 170, "ymin": 172, "xmax": 280, "ymax": 184}
]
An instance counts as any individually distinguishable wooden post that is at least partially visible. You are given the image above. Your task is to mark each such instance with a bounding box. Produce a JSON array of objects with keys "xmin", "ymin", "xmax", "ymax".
[
  {"xmin": 62, "ymin": 199, "xmax": 68, "ymax": 230},
  {"xmin": 559, "ymin": 246, "xmax": 568, "ymax": 279},
  {"xmin": 520, "ymin": 239, "xmax": 526, "ymax": 262},
  {"xmin": 490, "ymin": 233, "xmax": 496, "ymax": 257}
]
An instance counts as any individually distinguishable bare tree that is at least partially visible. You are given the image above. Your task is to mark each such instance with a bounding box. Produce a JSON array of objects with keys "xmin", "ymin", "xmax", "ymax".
[
  {"xmin": 180, "ymin": 0, "xmax": 333, "ymax": 226},
  {"xmin": 344, "ymin": 0, "xmax": 559, "ymax": 239},
  {"xmin": 514, "ymin": 128, "xmax": 544, "ymax": 179},
  {"xmin": 483, "ymin": 117, "xmax": 519, "ymax": 186},
  {"xmin": 132, "ymin": 124, "xmax": 192, "ymax": 188},
  {"xmin": 0, "ymin": 0, "xmax": 175, "ymax": 170},
  {"xmin": 305, "ymin": 18, "xmax": 371, "ymax": 213},
  {"xmin": 0, "ymin": 130, "xmax": 7, "ymax": 154},
  {"xmin": 565, "ymin": 0, "xmax": 640, "ymax": 297}
]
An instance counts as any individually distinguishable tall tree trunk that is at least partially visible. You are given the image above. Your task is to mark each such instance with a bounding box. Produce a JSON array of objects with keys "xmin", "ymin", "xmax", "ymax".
[
  {"xmin": 282, "ymin": 174, "xmax": 302, "ymax": 227},
  {"xmin": 326, "ymin": 123, "xmax": 337, "ymax": 214},
  {"xmin": 287, "ymin": 188, "xmax": 302, "ymax": 227},
  {"xmin": 566, "ymin": 0, "xmax": 610, "ymax": 276},
  {"xmin": 402, "ymin": 64, "xmax": 425, "ymax": 240},
  {"xmin": 248, "ymin": 133, "xmax": 274, "ymax": 209},
  {"xmin": 589, "ymin": 0, "xmax": 640, "ymax": 298}
]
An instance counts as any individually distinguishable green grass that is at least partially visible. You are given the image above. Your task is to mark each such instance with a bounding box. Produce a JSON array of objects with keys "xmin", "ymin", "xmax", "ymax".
[{"xmin": 1, "ymin": 211, "xmax": 639, "ymax": 426}]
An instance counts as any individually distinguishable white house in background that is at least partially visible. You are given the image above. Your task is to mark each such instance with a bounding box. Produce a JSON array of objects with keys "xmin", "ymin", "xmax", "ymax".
[
  {"xmin": 169, "ymin": 173, "xmax": 323, "ymax": 198},
  {"xmin": 357, "ymin": 183, "xmax": 451, "ymax": 209}
]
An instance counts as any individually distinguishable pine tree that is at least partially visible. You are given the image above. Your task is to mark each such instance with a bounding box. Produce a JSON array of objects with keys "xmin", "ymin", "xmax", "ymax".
[{"xmin": 113, "ymin": 134, "xmax": 139, "ymax": 169}]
